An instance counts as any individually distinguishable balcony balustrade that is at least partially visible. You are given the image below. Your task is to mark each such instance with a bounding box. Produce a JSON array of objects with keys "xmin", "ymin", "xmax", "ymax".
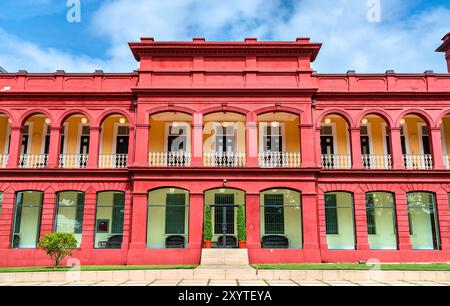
[
  {"xmin": 148, "ymin": 151, "xmax": 191, "ymax": 167},
  {"xmin": 99, "ymin": 154, "xmax": 128, "ymax": 169},
  {"xmin": 321, "ymin": 154, "xmax": 352, "ymax": 170},
  {"xmin": 258, "ymin": 151, "xmax": 301, "ymax": 168},
  {"xmin": 204, "ymin": 152, "xmax": 246, "ymax": 168},
  {"xmin": 403, "ymin": 154, "xmax": 433, "ymax": 170},
  {"xmin": 59, "ymin": 154, "xmax": 89, "ymax": 169},
  {"xmin": 19, "ymin": 154, "xmax": 49, "ymax": 169},
  {"xmin": 361, "ymin": 154, "xmax": 392, "ymax": 170}
]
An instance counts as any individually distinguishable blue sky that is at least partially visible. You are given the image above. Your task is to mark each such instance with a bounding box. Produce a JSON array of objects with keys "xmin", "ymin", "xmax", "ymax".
[{"xmin": 0, "ymin": 0, "xmax": 449, "ymax": 73}]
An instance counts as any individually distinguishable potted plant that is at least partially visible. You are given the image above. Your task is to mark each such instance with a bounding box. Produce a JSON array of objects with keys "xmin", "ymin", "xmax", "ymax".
[
  {"xmin": 237, "ymin": 205, "xmax": 247, "ymax": 248},
  {"xmin": 203, "ymin": 206, "xmax": 213, "ymax": 248}
]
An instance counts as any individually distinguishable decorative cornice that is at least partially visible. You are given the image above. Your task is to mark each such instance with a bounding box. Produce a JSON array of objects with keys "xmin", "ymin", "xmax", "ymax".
[{"xmin": 132, "ymin": 87, "xmax": 318, "ymax": 97}]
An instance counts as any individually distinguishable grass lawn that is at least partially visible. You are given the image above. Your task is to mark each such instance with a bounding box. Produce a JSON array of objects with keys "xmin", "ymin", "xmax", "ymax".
[
  {"xmin": 0, "ymin": 265, "xmax": 198, "ymax": 273},
  {"xmin": 253, "ymin": 263, "xmax": 450, "ymax": 271}
]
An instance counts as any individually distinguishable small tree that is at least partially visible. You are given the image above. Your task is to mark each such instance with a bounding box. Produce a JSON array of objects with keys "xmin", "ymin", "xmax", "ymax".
[
  {"xmin": 203, "ymin": 206, "xmax": 213, "ymax": 241},
  {"xmin": 38, "ymin": 232, "xmax": 78, "ymax": 268},
  {"xmin": 237, "ymin": 205, "xmax": 246, "ymax": 241}
]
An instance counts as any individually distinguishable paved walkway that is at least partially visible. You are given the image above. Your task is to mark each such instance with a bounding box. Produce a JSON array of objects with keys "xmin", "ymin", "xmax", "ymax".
[{"xmin": 1, "ymin": 279, "xmax": 450, "ymax": 286}]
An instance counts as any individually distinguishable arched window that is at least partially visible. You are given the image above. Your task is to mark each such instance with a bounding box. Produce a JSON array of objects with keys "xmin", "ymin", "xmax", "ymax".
[
  {"xmin": 12, "ymin": 191, "xmax": 43, "ymax": 248},
  {"xmin": 325, "ymin": 192, "xmax": 355, "ymax": 250},
  {"xmin": 55, "ymin": 191, "xmax": 85, "ymax": 247},
  {"xmin": 260, "ymin": 189, "xmax": 302, "ymax": 249},
  {"xmin": 147, "ymin": 188, "xmax": 189, "ymax": 249},
  {"xmin": 366, "ymin": 192, "xmax": 397, "ymax": 250},
  {"xmin": 95, "ymin": 191, "xmax": 125, "ymax": 249},
  {"xmin": 407, "ymin": 192, "xmax": 440, "ymax": 250}
]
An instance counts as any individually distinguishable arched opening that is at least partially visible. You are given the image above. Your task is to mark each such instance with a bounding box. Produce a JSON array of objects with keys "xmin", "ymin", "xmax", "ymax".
[
  {"xmin": 95, "ymin": 191, "xmax": 125, "ymax": 249},
  {"xmin": 365, "ymin": 192, "xmax": 397, "ymax": 250},
  {"xmin": 204, "ymin": 188, "xmax": 245, "ymax": 248},
  {"xmin": 148, "ymin": 112, "xmax": 193, "ymax": 167},
  {"xmin": 99, "ymin": 114, "xmax": 129, "ymax": 169},
  {"xmin": 440, "ymin": 114, "xmax": 450, "ymax": 168},
  {"xmin": 359, "ymin": 115, "xmax": 392, "ymax": 169},
  {"xmin": 320, "ymin": 115, "xmax": 351, "ymax": 169},
  {"xmin": 257, "ymin": 112, "xmax": 301, "ymax": 168},
  {"xmin": 147, "ymin": 188, "xmax": 189, "ymax": 249},
  {"xmin": 399, "ymin": 114, "xmax": 432, "ymax": 169},
  {"xmin": 59, "ymin": 114, "xmax": 90, "ymax": 168},
  {"xmin": 0, "ymin": 113, "xmax": 11, "ymax": 168},
  {"xmin": 260, "ymin": 188, "xmax": 302, "ymax": 249},
  {"xmin": 407, "ymin": 192, "xmax": 440, "ymax": 250},
  {"xmin": 19, "ymin": 114, "xmax": 51, "ymax": 168},
  {"xmin": 55, "ymin": 191, "xmax": 85, "ymax": 247},
  {"xmin": 203, "ymin": 112, "xmax": 246, "ymax": 167},
  {"xmin": 324, "ymin": 191, "xmax": 355, "ymax": 250}
]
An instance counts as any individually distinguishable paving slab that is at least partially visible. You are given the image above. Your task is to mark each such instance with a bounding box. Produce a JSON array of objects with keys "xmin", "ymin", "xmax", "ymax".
[
  {"xmin": 149, "ymin": 280, "xmax": 181, "ymax": 286},
  {"xmin": 293, "ymin": 281, "xmax": 329, "ymax": 286},
  {"xmin": 91, "ymin": 281, "xmax": 125, "ymax": 286},
  {"xmin": 353, "ymin": 281, "xmax": 389, "ymax": 287},
  {"xmin": 322, "ymin": 281, "xmax": 360, "ymax": 286},
  {"xmin": 266, "ymin": 280, "xmax": 298, "ymax": 286},
  {"xmin": 209, "ymin": 280, "xmax": 238, "ymax": 286},
  {"xmin": 238, "ymin": 280, "xmax": 268, "ymax": 286},
  {"xmin": 408, "ymin": 281, "xmax": 448, "ymax": 286},
  {"xmin": 178, "ymin": 280, "xmax": 209, "ymax": 286}
]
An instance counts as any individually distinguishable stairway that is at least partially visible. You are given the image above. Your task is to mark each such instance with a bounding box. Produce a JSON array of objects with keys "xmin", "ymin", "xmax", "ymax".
[
  {"xmin": 200, "ymin": 249, "xmax": 249, "ymax": 266},
  {"xmin": 195, "ymin": 249, "xmax": 257, "ymax": 280}
]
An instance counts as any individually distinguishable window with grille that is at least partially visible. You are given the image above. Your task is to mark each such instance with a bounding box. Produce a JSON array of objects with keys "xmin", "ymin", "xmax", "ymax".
[
  {"xmin": 111, "ymin": 193, "xmax": 125, "ymax": 234},
  {"xmin": 325, "ymin": 194, "xmax": 339, "ymax": 235},
  {"xmin": 365, "ymin": 193, "xmax": 376, "ymax": 235},
  {"xmin": 165, "ymin": 193, "xmax": 186, "ymax": 234},
  {"xmin": 321, "ymin": 126, "xmax": 333, "ymax": 135},
  {"xmin": 214, "ymin": 194, "xmax": 235, "ymax": 234},
  {"xmin": 264, "ymin": 194, "xmax": 285, "ymax": 235}
]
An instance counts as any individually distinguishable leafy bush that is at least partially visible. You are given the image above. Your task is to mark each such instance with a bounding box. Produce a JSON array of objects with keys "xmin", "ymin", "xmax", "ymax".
[
  {"xmin": 203, "ymin": 206, "xmax": 213, "ymax": 241},
  {"xmin": 237, "ymin": 205, "xmax": 246, "ymax": 241},
  {"xmin": 38, "ymin": 232, "xmax": 78, "ymax": 268}
]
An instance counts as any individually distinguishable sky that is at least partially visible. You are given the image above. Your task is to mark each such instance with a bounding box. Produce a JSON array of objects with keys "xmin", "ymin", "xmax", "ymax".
[{"xmin": 0, "ymin": 0, "xmax": 449, "ymax": 73}]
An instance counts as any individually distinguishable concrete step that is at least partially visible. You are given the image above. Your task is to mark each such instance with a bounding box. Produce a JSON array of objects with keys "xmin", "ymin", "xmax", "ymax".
[{"xmin": 200, "ymin": 249, "xmax": 249, "ymax": 266}]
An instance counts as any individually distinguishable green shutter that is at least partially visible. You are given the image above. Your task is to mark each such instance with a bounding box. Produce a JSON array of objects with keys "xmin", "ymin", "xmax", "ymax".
[
  {"xmin": 264, "ymin": 194, "xmax": 284, "ymax": 235},
  {"xmin": 165, "ymin": 194, "xmax": 186, "ymax": 234},
  {"xmin": 111, "ymin": 193, "xmax": 125, "ymax": 234},
  {"xmin": 74, "ymin": 192, "xmax": 84, "ymax": 234},
  {"xmin": 14, "ymin": 193, "xmax": 23, "ymax": 234},
  {"xmin": 366, "ymin": 194, "xmax": 376, "ymax": 235},
  {"xmin": 325, "ymin": 194, "xmax": 339, "ymax": 235}
]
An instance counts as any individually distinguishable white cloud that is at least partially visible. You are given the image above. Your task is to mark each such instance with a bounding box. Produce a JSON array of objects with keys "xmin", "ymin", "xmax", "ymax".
[
  {"xmin": 0, "ymin": 28, "xmax": 106, "ymax": 72},
  {"xmin": 1, "ymin": 0, "xmax": 449, "ymax": 73}
]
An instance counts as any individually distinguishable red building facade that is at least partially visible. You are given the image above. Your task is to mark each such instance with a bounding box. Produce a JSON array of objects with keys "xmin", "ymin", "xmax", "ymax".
[{"xmin": 1, "ymin": 35, "xmax": 450, "ymax": 267}]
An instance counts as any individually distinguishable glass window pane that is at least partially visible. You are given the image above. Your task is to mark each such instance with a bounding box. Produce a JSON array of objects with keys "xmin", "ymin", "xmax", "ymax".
[
  {"xmin": 95, "ymin": 192, "xmax": 125, "ymax": 249},
  {"xmin": 366, "ymin": 192, "xmax": 397, "ymax": 250},
  {"xmin": 55, "ymin": 192, "xmax": 84, "ymax": 247},
  {"xmin": 260, "ymin": 189, "xmax": 302, "ymax": 249},
  {"xmin": 148, "ymin": 188, "xmax": 189, "ymax": 249},
  {"xmin": 407, "ymin": 192, "xmax": 440, "ymax": 250},
  {"xmin": 0, "ymin": 192, "xmax": 3, "ymax": 218},
  {"xmin": 12, "ymin": 191, "xmax": 43, "ymax": 249},
  {"xmin": 325, "ymin": 192, "xmax": 355, "ymax": 250}
]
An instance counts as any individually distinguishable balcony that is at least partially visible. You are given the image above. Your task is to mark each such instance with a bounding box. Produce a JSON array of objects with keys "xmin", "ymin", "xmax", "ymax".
[
  {"xmin": 204, "ymin": 152, "xmax": 246, "ymax": 167},
  {"xmin": 403, "ymin": 154, "xmax": 433, "ymax": 170},
  {"xmin": 259, "ymin": 151, "xmax": 301, "ymax": 168},
  {"xmin": 0, "ymin": 154, "xmax": 8, "ymax": 168},
  {"xmin": 59, "ymin": 154, "xmax": 89, "ymax": 169},
  {"xmin": 99, "ymin": 154, "xmax": 128, "ymax": 169},
  {"xmin": 149, "ymin": 151, "xmax": 191, "ymax": 167},
  {"xmin": 362, "ymin": 154, "xmax": 392, "ymax": 170},
  {"xmin": 321, "ymin": 154, "xmax": 352, "ymax": 169},
  {"xmin": 19, "ymin": 154, "xmax": 48, "ymax": 169}
]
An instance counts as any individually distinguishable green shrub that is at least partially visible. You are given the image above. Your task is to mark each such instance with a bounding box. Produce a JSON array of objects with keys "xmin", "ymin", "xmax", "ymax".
[
  {"xmin": 237, "ymin": 205, "xmax": 246, "ymax": 241},
  {"xmin": 203, "ymin": 206, "xmax": 213, "ymax": 241},
  {"xmin": 38, "ymin": 232, "xmax": 78, "ymax": 268}
]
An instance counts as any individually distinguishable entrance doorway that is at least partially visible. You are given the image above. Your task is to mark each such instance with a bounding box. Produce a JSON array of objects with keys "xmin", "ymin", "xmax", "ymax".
[{"xmin": 204, "ymin": 188, "xmax": 245, "ymax": 248}]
